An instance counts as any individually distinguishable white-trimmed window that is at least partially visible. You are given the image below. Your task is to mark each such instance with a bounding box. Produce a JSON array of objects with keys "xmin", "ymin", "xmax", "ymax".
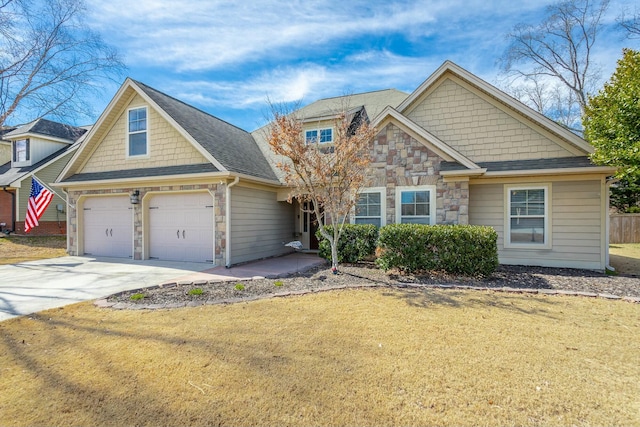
[
  {"xmin": 305, "ymin": 127, "xmax": 333, "ymax": 144},
  {"xmin": 13, "ymin": 138, "xmax": 29, "ymax": 162},
  {"xmin": 128, "ymin": 107, "xmax": 148, "ymax": 157},
  {"xmin": 354, "ymin": 188, "xmax": 386, "ymax": 227},
  {"xmin": 505, "ymin": 185, "xmax": 551, "ymax": 248},
  {"xmin": 396, "ymin": 186, "xmax": 436, "ymax": 225}
]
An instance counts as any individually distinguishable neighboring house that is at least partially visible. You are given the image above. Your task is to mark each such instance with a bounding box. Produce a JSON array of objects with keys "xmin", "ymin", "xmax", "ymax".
[
  {"xmin": 0, "ymin": 119, "xmax": 87, "ymax": 235},
  {"xmin": 56, "ymin": 61, "xmax": 616, "ymax": 270}
]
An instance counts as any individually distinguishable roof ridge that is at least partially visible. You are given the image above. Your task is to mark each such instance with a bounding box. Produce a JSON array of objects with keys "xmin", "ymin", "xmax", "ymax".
[{"xmin": 309, "ymin": 88, "xmax": 404, "ymax": 103}]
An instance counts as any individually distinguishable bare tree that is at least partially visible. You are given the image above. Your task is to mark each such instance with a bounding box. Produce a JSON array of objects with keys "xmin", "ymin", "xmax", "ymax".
[
  {"xmin": 619, "ymin": 8, "xmax": 640, "ymax": 38},
  {"xmin": 499, "ymin": 0, "xmax": 609, "ymax": 127},
  {"xmin": 0, "ymin": 0, "xmax": 125, "ymax": 127},
  {"xmin": 267, "ymin": 105, "xmax": 377, "ymax": 272}
]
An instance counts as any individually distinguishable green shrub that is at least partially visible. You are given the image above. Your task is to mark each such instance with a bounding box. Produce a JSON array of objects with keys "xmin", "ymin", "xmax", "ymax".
[
  {"xmin": 234, "ymin": 283, "xmax": 245, "ymax": 291},
  {"xmin": 129, "ymin": 293, "xmax": 146, "ymax": 301},
  {"xmin": 375, "ymin": 224, "xmax": 498, "ymax": 276},
  {"xmin": 274, "ymin": 280, "xmax": 284, "ymax": 287},
  {"xmin": 316, "ymin": 224, "xmax": 379, "ymax": 263},
  {"xmin": 188, "ymin": 288, "xmax": 203, "ymax": 296}
]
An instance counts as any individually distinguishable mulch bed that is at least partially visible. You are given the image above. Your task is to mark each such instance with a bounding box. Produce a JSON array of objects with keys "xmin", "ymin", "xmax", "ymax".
[{"xmin": 103, "ymin": 262, "xmax": 640, "ymax": 310}]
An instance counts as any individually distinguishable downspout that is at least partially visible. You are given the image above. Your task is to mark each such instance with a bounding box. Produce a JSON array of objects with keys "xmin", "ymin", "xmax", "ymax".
[
  {"xmin": 605, "ymin": 177, "xmax": 617, "ymax": 271},
  {"xmin": 2, "ymin": 186, "xmax": 16, "ymax": 233},
  {"xmin": 225, "ymin": 176, "xmax": 240, "ymax": 268},
  {"xmin": 62, "ymin": 189, "xmax": 70, "ymax": 255}
]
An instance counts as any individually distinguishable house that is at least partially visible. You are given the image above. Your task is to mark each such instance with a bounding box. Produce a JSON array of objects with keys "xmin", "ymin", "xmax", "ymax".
[
  {"xmin": 55, "ymin": 61, "xmax": 616, "ymax": 270},
  {"xmin": 0, "ymin": 119, "xmax": 87, "ymax": 235}
]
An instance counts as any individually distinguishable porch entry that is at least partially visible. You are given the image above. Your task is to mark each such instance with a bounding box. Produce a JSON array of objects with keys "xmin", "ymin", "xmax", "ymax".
[{"xmin": 302, "ymin": 202, "xmax": 320, "ymax": 250}]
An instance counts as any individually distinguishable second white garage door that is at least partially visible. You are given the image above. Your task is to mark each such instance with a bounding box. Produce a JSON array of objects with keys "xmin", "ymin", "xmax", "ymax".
[
  {"xmin": 148, "ymin": 192, "xmax": 214, "ymax": 263},
  {"xmin": 83, "ymin": 196, "xmax": 133, "ymax": 258}
]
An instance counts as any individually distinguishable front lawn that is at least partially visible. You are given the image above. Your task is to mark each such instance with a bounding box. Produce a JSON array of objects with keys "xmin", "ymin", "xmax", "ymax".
[
  {"xmin": 0, "ymin": 235, "xmax": 66, "ymax": 265},
  {"xmin": 0, "ymin": 288, "xmax": 638, "ymax": 426}
]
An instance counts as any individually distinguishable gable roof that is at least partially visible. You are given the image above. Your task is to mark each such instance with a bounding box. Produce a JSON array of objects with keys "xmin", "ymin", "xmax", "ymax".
[
  {"xmin": 398, "ymin": 61, "xmax": 593, "ymax": 155},
  {"xmin": 60, "ymin": 79, "xmax": 278, "ymax": 183},
  {"xmin": 4, "ymin": 118, "xmax": 86, "ymax": 143}
]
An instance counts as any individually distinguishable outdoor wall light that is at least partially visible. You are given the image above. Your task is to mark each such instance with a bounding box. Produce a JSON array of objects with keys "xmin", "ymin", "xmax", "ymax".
[{"xmin": 130, "ymin": 190, "xmax": 140, "ymax": 204}]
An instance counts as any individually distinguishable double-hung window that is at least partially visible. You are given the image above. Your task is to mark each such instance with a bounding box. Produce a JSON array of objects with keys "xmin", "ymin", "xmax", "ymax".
[
  {"xmin": 305, "ymin": 127, "xmax": 333, "ymax": 144},
  {"xmin": 128, "ymin": 107, "xmax": 147, "ymax": 157},
  {"xmin": 13, "ymin": 139, "xmax": 29, "ymax": 162},
  {"xmin": 506, "ymin": 185, "xmax": 551, "ymax": 248},
  {"xmin": 355, "ymin": 188, "xmax": 385, "ymax": 227},
  {"xmin": 396, "ymin": 186, "xmax": 436, "ymax": 225}
]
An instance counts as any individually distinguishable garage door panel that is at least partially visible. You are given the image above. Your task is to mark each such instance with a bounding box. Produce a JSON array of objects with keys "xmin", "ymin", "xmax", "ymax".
[
  {"xmin": 149, "ymin": 193, "xmax": 214, "ymax": 263},
  {"xmin": 83, "ymin": 196, "xmax": 133, "ymax": 258}
]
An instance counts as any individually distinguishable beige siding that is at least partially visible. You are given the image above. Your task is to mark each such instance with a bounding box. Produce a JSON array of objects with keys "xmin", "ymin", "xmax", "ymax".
[
  {"xmin": 407, "ymin": 78, "xmax": 574, "ymax": 162},
  {"xmin": 469, "ymin": 180, "xmax": 603, "ymax": 270},
  {"xmin": 80, "ymin": 94, "xmax": 208, "ymax": 173},
  {"xmin": 230, "ymin": 185, "xmax": 295, "ymax": 265},
  {"xmin": 20, "ymin": 151, "xmax": 74, "ymax": 221},
  {"xmin": 0, "ymin": 142, "xmax": 10, "ymax": 164}
]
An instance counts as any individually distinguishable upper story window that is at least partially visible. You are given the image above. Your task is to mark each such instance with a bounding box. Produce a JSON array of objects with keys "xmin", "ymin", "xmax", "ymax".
[
  {"xmin": 128, "ymin": 107, "xmax": 147, "ymax": 157},
  {"xmin": 13, "ymin": 139, "xmax": 30, "ymax": 162},
  {"xmin": 305, "ymin": 127, "xmax": 333, "ymax": 144},
  {"xmin": 506, "ymin": 185, "xmax": 551, "ymax": 248},
  {"xmin": 396, "ymin": 186, "xmax": 436, "ymax": 225}
]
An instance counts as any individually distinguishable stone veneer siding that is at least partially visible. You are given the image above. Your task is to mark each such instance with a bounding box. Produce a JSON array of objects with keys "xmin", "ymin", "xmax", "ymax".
[
  {"xmin": 369, "ymin": 123, "xmax": 468, "ymax": 225},
  {"xmin": 67, "ymin": 183, "xmax": 226, "ymax": 264}
]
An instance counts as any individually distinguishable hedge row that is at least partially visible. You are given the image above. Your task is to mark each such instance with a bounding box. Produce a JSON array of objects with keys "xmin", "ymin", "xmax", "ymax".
[
  {"xmin": 316, "ymin": 223, "xmax": 498, "ymax": 276},
  {"xmin": 375, "ymin": 224, "xmax": 498, "ymax": 276},
  {"xmin": 317, "ymin": 224, "xmax": 378, "ymax": 263}
]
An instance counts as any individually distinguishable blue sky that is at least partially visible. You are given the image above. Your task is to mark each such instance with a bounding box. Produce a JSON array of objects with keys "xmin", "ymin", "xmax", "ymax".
[{"xmin": 84, "ymin": 0, "xmax": 637, "ymax": 131}]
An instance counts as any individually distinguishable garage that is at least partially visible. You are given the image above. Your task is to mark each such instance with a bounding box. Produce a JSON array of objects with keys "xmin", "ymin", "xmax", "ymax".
[
  {"xmin": 83, "ymin": 196, "xmax": 133, "ymax": 258},
  {"xmin": 148, "ymin": 192, "xmax": 214, "ymax": 263}
]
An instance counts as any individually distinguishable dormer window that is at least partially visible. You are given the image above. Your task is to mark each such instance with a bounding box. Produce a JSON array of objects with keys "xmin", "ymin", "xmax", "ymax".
[
  {"xmin": 305, "ymin": 127, "xmax": 333, "ymax": 144},
  {"xmin": 128, "ymin": 107, "xmax": 148, "ymax": 157},
  {"xmin": 13, "ymin": 139, "xmax": 30, "ymax": 162}
]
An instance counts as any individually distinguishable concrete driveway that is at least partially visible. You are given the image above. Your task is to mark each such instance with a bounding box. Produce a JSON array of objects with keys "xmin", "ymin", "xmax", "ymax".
[{"xmin": 0, "ymin": 256, "xmax": 215, "ymax": 322}]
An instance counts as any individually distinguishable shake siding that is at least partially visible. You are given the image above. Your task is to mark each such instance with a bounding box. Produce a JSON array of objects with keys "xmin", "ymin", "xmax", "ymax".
[
  {"xmin": 19, "ymin": 151, "xmax": 74, "ymax": 221},
  {"xmin": 469, "ymin": 180, "xmax": 603, "ymax": 270},
  {"xmin": 80, "ymin": 94, "xmax": 208, "ymax": 173},
  {"xmin": 230, "ymin": 186, "xmax": 295, "ymax": 265},
  {"xmin": 0, "ymin": 143, "xmax": 10, "ymax": 164},
  {"xmin": 407, "ymin": 78, "xmax": 574, "ymax": 162}
]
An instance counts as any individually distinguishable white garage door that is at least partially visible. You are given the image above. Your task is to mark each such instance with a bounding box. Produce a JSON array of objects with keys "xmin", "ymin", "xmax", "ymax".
[
  {"xmin": 83, "ymin": 196, "xmax": 133, "ymax": 258},
  {"xmin": 148, "ymin": 193, "xmax": 214, "ymax": 263}
]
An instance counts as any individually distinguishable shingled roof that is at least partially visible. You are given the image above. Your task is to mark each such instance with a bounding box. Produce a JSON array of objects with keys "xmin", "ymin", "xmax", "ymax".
[
  {"xmin": 441, "ymin": 156, "xmax": 599, "ymax": 173},
  {"xmin": 133, "ymin": 80, "xmax": 278, "ymax": 182},
  {"xmin": 4, "ymin": 118, "xmax": 86, "ymax": 142}
]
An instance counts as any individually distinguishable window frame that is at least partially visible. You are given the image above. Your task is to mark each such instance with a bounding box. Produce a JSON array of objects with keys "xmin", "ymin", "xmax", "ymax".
[
  {"xmin": 395, "ymin": 185, "xmax": 436, "ymax": 225},
  {"xmin": 353, "ymin": 187, "xmax": 386, "ymax": 227},
  {"xmin": 13, "ymin": 138, "xmax": 30, "ymax": 163},
  {"xmin": 305, "ymin": 126, "xmax": 333, "ymax": 144},
  {"xmin": 504, "ymin": 184, "xmax": 552, "ymax": 249},
  {"xmin": 127, "ymin": 106, "xmax": 149, "ymax": 158}
]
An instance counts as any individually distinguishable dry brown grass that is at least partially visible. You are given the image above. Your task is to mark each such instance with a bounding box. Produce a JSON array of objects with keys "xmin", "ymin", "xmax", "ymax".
[
  {"xmin": 0, "ymin": 235, "xmax": 66, "ymax": 264},
  {"xmin": 1, "ymin": 288, "xmax": 638, "ymax": 426},
  {"xmin": 610, "ymin": 244, "xmax": 640, "ymax": 275}
]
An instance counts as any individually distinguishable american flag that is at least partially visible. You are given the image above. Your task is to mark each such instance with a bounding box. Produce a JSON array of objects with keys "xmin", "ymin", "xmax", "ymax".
[{"xmin": 24, "ymin": 177, "xmax": 54, "ymax": 233}]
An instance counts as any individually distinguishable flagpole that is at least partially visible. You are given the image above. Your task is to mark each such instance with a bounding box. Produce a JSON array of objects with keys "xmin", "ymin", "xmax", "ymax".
[{"xmin": 31, "ymin": 175, "xmax": 75, "ymax": 209}]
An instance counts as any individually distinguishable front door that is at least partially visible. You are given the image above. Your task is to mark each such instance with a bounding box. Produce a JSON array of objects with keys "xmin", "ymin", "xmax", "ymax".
[{"xmin": 303, "ymin": 202, "xmax": 321, "ymax": 250}]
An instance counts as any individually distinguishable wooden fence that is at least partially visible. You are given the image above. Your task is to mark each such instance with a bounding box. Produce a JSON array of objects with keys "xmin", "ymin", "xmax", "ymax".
[{"xmin": 610, "ymin": 214, "xmax": 640, "ymax": 244}]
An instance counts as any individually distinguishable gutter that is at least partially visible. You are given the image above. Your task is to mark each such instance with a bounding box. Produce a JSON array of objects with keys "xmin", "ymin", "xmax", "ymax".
[
  {"xmin": 225, "ymin": 176, "xmax": 240, "ymax": 268},
  {"xmin": 2, "ymin": 186, "xmax": 16, "ymax": 233}
]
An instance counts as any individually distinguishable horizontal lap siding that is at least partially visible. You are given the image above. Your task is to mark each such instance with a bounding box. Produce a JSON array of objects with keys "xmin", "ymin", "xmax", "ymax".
[
  {"xmin": 230, "ymin": 186, "xmax": 295, "ymax": 265},
  {"xmin": 469, "ymin": 180, "xmax": 603, "ymax": 270}
]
